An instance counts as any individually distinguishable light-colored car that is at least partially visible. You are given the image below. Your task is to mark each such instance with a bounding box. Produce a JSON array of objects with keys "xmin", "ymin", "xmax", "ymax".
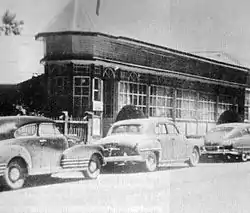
[
  {"xmin": 94, "ymin": 118, "xmax": 201, "ymax": 172},
  {"xmin": 0, "ymin": 116, "xmax": 105, "ymax": 190},
  {"xmin": 202, "ymin": 122, "xmax": 250, "ymax": 162}
]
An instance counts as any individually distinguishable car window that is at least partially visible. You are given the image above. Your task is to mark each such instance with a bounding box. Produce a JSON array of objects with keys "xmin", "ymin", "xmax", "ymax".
[
  {"xmin": 166, "ymin": 124, "xmax": 179, "ymax": 134},
  {"xmin": 15, "ymin": 124, "xmax": 37, "ymax": 138},
  {"xmin": 111, "ymin": 124, "xmax": 142, "ymax": 134},
  {"xmin": 39, "ymin": 123, "xmax": 61, "ymax": 137},
  {"xmin": 155, "ymin": 124, "xmax": 167, "ymax": 135},
  {"xmin": 241, "ymin": 128, "xmax": 250, "ymax": 136},
  {"xmin": 209, "ymin": 127, "xmax": 234, "ymax": 133}
]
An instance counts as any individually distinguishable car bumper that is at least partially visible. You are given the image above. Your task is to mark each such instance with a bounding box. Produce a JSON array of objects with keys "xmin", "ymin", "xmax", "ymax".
[
  {"xmin": 201, "ymin": 147, "xmax": 240, "ymax": 155},
  {"xmin": 104, "ymin": 155, "xmax": 144, "ymax": 163}
]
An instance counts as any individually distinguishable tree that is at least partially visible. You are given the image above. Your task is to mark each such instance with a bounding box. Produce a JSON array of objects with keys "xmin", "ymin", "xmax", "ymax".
[{"xmin": 0, "ymin": 10, "xmax": 24, "ymax": 35}]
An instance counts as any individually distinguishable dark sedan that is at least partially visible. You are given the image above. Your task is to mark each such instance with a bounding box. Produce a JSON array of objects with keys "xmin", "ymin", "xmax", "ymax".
[
  {"xmin": 202, "ymin": 123, "xmax": 250, "ymax": 162},
  {"xmin": 0, "ymin": 116, "xmax": 105, "ymax": 190}
]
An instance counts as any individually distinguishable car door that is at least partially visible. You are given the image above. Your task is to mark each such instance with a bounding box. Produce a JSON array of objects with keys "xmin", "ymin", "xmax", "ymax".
[
  {"xmin": 38, "ymin": 122, "xmax": 68, "ymax": 173},
  {"xmin": 155, "ymin": 123, "xmax": 173, "ymax": 161},
  {"xmin": 165, "ymin": 123, "xmax": 188, "ymax": 160},
  {"xmin": 14, "ymin": 123, "xmax": 43, "ymax": 171}
]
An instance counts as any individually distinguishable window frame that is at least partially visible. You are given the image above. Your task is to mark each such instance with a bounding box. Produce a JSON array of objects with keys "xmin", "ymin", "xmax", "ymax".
[
  {"xmin": 38, "ymin": 122, "xmax": 62, "ymax": 137},
  {"xmin": 14, "ymin": 123, "xmax": 38, "ymax": 138}
]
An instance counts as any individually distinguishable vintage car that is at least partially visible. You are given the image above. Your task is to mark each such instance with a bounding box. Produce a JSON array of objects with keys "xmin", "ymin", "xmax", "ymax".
[
  {"xmin": 0, "ymin": 116, "xmax": 105, "ymax": 190},
  {"xmin": 93, "ymin": 118, "xmax": 201, "ymax": 172},
  {"xmin": 202, "ymin": 123, "xmax": 250, "ymax": 162}
]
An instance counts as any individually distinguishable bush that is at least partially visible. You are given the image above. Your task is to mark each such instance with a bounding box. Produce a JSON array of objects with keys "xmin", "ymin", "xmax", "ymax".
[{"xmin": 115, "ymin": 105, "xmax": 147, "ymax": 122}]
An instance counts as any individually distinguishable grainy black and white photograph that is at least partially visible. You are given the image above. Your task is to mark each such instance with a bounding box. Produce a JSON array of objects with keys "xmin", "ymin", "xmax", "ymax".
[{"xmin": 0, "ymin": 0, "xmax": 250, "ymax": 212}]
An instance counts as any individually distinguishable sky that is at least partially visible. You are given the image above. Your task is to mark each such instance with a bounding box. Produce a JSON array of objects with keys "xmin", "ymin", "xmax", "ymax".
[{"xmin": 0, "ymin": 0, "xmax": 250, "ymax": 84}]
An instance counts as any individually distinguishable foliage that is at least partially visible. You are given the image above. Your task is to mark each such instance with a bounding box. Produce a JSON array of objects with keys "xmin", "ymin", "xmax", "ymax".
[
  {"xmin": 0, "ymin": 10, "xmax": 24, "ymax": 35},
  {"xmin": 115, "ymin": 105, "xmax": 147, "ymax": 122},
  {"xmin": 217, "ymin": 110, "xmax": 242, "ymax": 124}
]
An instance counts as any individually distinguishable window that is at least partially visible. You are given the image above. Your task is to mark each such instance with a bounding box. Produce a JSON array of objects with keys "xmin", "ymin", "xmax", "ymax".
[
  {"xmin": 166, "ymin": 124, "xmax": 179, "ymax": 134},
  {"xmin": 51, "ymin": 76, "xmax": 68, "ymax": 95},
  {"xmin": 149, "ymin": 85, "xmax": 173, "ymax": 118},
  {"xmin": 155, "ymin": 124, "xmax": 167, "ymax": 134},
  {"xmin": 218, "ymin": 95, "xmax": 234, "ymax": 117},
  {"xmin": 198, "ymin": 92, "xmax": 216, "ymax": 121},
  {"xmin": 93, "ymin": 78, "xmax": 103, "ymax": 102},
  {"xmin": 15, "ymin": 124, "xmax": 37, "ymax": 138},
  {"xmin": 39, "ymin": 123, "xmax": 61, "ymax": 137},
  {"xmin": 176, "ymin": 89, "xmax": 197, "ymax": 119},
  {"xmin": 119, "ymin": 81, "xmax": 147, "ymax": 114},
  {"xmin": 73, "ymin": 76, "xmax": 90, "ymax": 116},
  {"xmin": 74, "ymin": 76, "xmax": 90, "ymax": 97},
  {"xmin": 245, "ymin": 89, "xmax": 250, "ymax": 121}
]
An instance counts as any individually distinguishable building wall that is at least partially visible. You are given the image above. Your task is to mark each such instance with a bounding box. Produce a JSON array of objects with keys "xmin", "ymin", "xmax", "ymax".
[{"xmin": 40, "ymin": 32, "xmax": 249, "ymax": 137}]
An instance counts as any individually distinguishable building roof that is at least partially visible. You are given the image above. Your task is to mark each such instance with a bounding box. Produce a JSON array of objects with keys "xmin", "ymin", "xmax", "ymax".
[
  {"xmin": 191, "ymin": 51, "xmax": 245, "ymax": 67},
  {"xmin": 37, "ymin": 0, "xmax": 250, "ymax": 70},
  {"xmin": 38, "ymin": 0, "xmax": 171, "ymax": 46},
  {"xmin": 44, "ymin": 0, "xmax": 97, "ymax": 32}
]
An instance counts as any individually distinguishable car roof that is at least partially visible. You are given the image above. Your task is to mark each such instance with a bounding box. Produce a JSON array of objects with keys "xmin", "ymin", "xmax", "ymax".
[
  {"xmin": 216, "ymin": 122, "xmax": 250, "ymax": 128},
  {"xmin": 0, "ymin": 116, "xmax": 54, "ymax": 129},
  {"xmin": 113, "ymin": 117, "xmax": 174, "ymax": 126}
]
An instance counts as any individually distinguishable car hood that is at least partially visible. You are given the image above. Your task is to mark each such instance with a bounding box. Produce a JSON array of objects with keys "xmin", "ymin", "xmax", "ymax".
[{"xmin": 93, "ymin": 134, "xmax": 152, "ymax": 148}]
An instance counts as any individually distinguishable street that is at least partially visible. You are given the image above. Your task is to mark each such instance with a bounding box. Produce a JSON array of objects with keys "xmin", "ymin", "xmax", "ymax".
[{"xmin": 0, "ymin": 160, "xmax": 250, "ymax": 213}]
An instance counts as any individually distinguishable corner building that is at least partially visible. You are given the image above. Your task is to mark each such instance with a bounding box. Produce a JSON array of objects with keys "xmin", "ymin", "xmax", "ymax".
[{"xmin": 36, "ymin": 0, "xmax": 250, "ymax": 137}]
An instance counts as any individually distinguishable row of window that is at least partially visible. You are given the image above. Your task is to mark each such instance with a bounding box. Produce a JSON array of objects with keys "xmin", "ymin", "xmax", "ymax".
[
  {"xmin": 15, "ymin": 123, "xmax": 61, "ymax": 138},
  {"xmin": 118, "ymin": 81, "xmax": 236, "ymax": 121}
]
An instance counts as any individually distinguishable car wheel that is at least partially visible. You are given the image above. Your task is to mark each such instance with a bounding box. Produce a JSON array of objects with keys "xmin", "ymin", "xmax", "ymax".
[
  {"xmin": 143, "ymin": 151, "xmax": 157, "ymax": 172},
  {"xmin": 1, "ymin": 159, "xmax": 27, "ymax": 190},
  {"xmin": 241, "ymin": 153, "xmax": 248, "ymax": 162},
  {"xmin": 83, "ymin": 154, "xmax": 101, "ymax": 179},
  {"xmin": 188, "ymin": 147, "xmax": 200, "ymax": 167}
]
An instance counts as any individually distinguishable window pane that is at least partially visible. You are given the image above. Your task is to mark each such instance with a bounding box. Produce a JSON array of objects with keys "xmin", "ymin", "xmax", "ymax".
[
  {"xmin": 39, "ymin": 123, "xmax": 56, "ymax": 136},
  {"xmin": 15, "ymin": 124, "xmax": 37, "ymax": 138}
]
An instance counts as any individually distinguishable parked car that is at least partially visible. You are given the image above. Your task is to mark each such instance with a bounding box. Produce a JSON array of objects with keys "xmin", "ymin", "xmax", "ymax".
[
  {"xmin": 0, "ymin": 116, "xmax": 105, "ymax": 190},
  {"xmin": 93, "ymin": 118, "xmax": 201, "ymax": 172},
  {"xmin": 202, "ymin": 123, "xmax": 250, "ymax": 162}
]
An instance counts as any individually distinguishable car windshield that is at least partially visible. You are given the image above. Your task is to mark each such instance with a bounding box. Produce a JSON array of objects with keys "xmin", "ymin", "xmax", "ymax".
[
  {"xmin": 111, "ymin": 124, "xmax": 142, "ymax": 134},
  {"xmin": 209, "ymin": 127, "xmax": 234, "ymax": 134}
]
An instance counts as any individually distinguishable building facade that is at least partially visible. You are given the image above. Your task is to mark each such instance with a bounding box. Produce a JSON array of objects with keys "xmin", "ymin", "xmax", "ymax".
[{"xmin": 35, "ymin": 32, "xmax": 249, "ymax": 137}]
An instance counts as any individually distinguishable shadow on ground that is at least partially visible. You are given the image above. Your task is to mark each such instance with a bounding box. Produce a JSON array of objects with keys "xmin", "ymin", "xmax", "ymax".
[
  {"xmin": 199, "ymin": 155, "xmax": 244, "ymax": 164},
  {"xmin": 101, "ymin": 163, "xmax": 188, "ymax": 175},
  {"xmin": 0, "ymin": 174, "xmax": 86, "ymax": 192}
]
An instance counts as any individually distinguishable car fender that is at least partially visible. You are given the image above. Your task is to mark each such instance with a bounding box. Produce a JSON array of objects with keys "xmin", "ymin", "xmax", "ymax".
[
  {"xmin": 187, "ymin": 137, "xmax": 204, "ymax": 155},
  {"xmin": 0, "ymin": 145, "xmax": 32, "ymax": 172},
  {"xmin": 138, "ymin": 139, "xmax": 162, "ymax": 161},
  {"xmin": 62, "ymin": 144, "xmax": 105, "ymax": 164}
]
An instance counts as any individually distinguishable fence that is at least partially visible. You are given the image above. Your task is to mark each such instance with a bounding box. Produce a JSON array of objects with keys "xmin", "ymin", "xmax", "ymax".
[{"xmin": 50, "ymin": 117, "xmax": 89, "ymax": 143}]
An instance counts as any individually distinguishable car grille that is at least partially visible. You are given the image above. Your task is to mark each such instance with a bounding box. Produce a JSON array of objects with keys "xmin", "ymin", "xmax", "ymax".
[
  {"xmin": 205, "ymin": 146, "xmax": 220, "ymax": 151},
  {"xmin": 102, "ymin": 143, "xmax": 138, "ymax": 157}
]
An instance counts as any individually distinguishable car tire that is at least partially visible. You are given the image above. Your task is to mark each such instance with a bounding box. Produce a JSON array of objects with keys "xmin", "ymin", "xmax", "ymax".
[
  {"xmin": 143, "ymin": 151, "xmax": 157, "ymax": 172},
  {"xmin": 188, "ymin": 147, "xmax": 200, "ymax": 167},
  {"xmin": 83, "ymin": 154, "xmax": 101, "ymax": 179},
  {"xmin": 1, "ymin": 159, "xmax": 27, "ymax": 190},
  {"xmin": 240, "ymin": 153, "xmax": 248, "ymax": 162}
]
